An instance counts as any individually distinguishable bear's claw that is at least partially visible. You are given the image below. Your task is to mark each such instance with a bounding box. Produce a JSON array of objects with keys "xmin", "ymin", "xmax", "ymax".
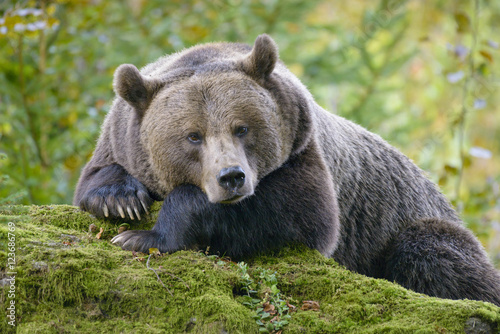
[
  {"xmin": 103, "ymin": 204, "xmax": 109, "ymax": 218},
  {"xmin": 140, "ymin": 200, "xmax": 149, "ymax": 215},
  {"xmin": 111, "ymin": 230, "xmax": 162, "ymax": 253},
  {"xmin": 117, "ymin": 204, "xmax": 126, "ymax": 219},
  {"xmin": 79, "ymin": 182, "xmax": 153, "ymax": 221},
  {"xmin": 133, "ymin": 207, "xmax": 141, "ymax": 220},
  {"xmin": 126, "ymin": 206, "xmax": 134, "ymax": 220}
]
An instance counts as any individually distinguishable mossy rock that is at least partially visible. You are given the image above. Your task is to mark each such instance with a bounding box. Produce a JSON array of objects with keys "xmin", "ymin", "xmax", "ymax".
[{"xmin": 0, "ymin": 204, "xmax": 499, "ymax": 333}]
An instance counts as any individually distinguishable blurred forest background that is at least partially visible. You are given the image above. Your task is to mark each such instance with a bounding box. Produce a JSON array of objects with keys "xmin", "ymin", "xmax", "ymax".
[{"xmin": 0, "ymin": 0, "xmax": 499, "ymax": 266}]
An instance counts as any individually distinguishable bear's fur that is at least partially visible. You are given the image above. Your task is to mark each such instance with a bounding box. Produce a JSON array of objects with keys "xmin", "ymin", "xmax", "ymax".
[{"xmin": 75, "ymin": 35, "xmax": 500, "ymax": 306}]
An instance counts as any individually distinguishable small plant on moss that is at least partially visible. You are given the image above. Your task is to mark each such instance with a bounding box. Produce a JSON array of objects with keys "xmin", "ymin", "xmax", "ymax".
[{"xmin": 237, "ymin": 262, "xmax": 293, "ymax": 333}]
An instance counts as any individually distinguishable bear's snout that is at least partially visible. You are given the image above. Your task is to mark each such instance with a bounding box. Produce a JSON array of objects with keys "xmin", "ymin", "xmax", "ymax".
[
  {"xmin": 217, "ymin": 166, "xmax": 246, "ymax": 191},
  {"xmin": 200, "ymin": 135, "xmax": 256, "ymax": 204}
]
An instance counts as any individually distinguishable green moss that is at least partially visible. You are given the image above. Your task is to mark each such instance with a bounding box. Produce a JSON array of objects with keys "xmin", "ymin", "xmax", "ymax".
[
  {"xmin": 1, "ymin": 205, "xmax": 499, "ymax": 333},
  {"xmin": 28, "ymin": 204, "xmax": 159, "ymax": 236}
]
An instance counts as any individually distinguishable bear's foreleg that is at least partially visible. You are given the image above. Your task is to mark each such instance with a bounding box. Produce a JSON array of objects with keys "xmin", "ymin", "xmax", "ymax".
[
  {"xmin": 75, "ymin": 164, "xmax": 154, "ymax": 221},
  {"xmin": 111, "ymin": 185, "xmax": 214, "ymax": 253},
  {"xmin": 383, "ymin": 218, "xmax": 500, "ymax": 306},
  {"xmin": 112, "ymin": 143, "xmax": 340, "ymax": 259}
]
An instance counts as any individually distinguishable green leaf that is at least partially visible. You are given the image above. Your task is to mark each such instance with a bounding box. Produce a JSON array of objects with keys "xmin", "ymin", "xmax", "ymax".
[
  {"xmin": 260, "ymin": 312, "xmax": 271, "ymax": 319},
  {"xmin": 444, "ymin": 164, "xmax": 458, "ymax": 175},
  {"xmin": 381, "ymin": 50, "xmax": 416, "ymax": 77}
]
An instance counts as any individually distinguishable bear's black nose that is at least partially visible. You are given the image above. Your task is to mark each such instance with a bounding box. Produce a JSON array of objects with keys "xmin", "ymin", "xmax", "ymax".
[{"xmin": 217, "ymin": 166, "xmax": 246, "ymax": 191}]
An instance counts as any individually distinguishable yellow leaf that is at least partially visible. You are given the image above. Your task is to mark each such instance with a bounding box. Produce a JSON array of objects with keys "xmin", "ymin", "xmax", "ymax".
[
  {"xmin": 479, "ymin": 50, "xmax": 493, "ymax": 63},
  {"xmin": 63, "ymin": 155, "xmax": 80, "ymax": 170},
  {"xmin": 288, "ymin": 63, "xmax": 304, "ymax": 77},
  {"xmin": 47, "ymin": 4, "xmax": 57, "ymax": 16},
  {"xmin": 1, "ymin": 123, "xmax": 12, "ymax": 135},
  {"xmin": 96, "ymin": 227, "xmax": 104, "ymax": 239},
  {"xmin": 301, "ymin": 300, "xmax": 320, "ymax": 311},
  {"xmin": 454, "ymin": 12, "xmax": 471, "ymax": 33},
  {"xmin": 149, "ymin": 248, "xmax": 160, "ymax": 255}
]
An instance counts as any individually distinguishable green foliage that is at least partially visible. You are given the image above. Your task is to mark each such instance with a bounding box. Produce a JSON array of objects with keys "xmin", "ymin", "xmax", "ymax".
[
  {"xmin": 236, "ymin": 262, "xmax": 292, "ymax": 333},
  {"xmin": 0, "ymin": 1, "xmax": 499, "ymax": 263}
]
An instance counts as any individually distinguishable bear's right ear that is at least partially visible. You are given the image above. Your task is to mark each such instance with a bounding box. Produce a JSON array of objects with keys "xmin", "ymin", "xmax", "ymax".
[{"xmin": 113, "ymin": 64, "xmax": 162, "ymax": 113}]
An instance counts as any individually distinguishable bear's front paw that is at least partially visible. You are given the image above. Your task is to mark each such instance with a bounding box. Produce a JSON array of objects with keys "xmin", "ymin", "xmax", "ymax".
[
  {"xmin": 111, "ymin": 230, "xmax": 165, "ymax": 253},
  {"xmin": 79, "ymin": 181, "xmax": 153, "ymax": 221}
]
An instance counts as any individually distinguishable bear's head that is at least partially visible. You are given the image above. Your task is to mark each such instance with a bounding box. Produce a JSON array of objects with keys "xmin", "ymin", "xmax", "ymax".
[{"xmin": 113, "ymin": 34, "xmax": 313, "ymax": 203}]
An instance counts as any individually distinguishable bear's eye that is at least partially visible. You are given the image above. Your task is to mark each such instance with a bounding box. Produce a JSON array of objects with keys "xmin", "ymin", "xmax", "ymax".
[
  {"xmin": 235, "ymin": 126, "xmax": 248, "ymax": 137},
  {"xmin": 187, "ymin": 133, "xmax": 202, "ymax": 144}
]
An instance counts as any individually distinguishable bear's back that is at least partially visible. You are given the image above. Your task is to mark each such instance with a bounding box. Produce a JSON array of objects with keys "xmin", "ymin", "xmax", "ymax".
[{"xmin": 312, "ymin": 107, "xmax": 460, "ymax": 273}]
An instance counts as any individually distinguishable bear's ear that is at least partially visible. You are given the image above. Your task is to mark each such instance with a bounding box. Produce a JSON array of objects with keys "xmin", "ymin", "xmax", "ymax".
[
  {"xmin": 113, "ymin": 64, "xmax": 162, "ymax": 113},
  {"xmin": 239, "ymin": 34, "xmax": 279, "ymax": 81}
]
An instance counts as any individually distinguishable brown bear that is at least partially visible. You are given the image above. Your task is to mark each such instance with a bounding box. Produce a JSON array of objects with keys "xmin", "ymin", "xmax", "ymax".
[{"xmin": 75, "ymin": 35, "xmax": 500, "ymax": 306}]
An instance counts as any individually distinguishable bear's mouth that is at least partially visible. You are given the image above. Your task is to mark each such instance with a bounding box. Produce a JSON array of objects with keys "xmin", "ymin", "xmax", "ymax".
[{"xmin": 219, "ymin": 195, "xmax": 244, "ymax": 205}]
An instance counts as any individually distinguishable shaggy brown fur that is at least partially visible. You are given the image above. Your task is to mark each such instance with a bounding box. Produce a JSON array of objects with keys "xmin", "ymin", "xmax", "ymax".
[{"xmin": 75, "ymin": 35, "xmax": 500, "ymax": 306}]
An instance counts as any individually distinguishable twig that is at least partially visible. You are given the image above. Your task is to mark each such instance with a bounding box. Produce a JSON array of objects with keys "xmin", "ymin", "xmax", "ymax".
[
  {"xmin": 455, "ymin": 0, "xmax": 480, "ymax": 208},
  {"xmin": 39, "ymin": 0, "xmax": 47, "ymax": 74},
  {"xmin": 162, "ymin": 271, "xmax": 190, "ymax": 290},
  {"xmin": 18, "ymin": 34, "xmax": 47, "ymax": 169},
  {"xmin": 349, "ymin": 22, "xmax": 407, "ymax": 122},
  {"xmin": 146, "ymin": 254, "xmax": 173, "ymax": 297},
  {"xmin": 17, "ymin": 36, "xmax": 33, "ymax": 204}
]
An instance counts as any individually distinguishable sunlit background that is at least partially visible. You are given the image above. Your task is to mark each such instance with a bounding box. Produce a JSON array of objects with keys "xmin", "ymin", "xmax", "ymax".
[{"xmin": 1, "ymin": 0, "xmax": 499, "ymax": 266}]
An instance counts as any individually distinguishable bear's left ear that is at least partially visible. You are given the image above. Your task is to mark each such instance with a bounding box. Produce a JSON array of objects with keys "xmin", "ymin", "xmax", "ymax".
[
  {"xmin": 239, "ymin": 34, "xmax": 279, "ymax": 81},
  {"xmin": 113, "ymin": 64, "xmax": 163, "ymax": 114}
]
